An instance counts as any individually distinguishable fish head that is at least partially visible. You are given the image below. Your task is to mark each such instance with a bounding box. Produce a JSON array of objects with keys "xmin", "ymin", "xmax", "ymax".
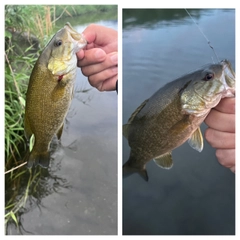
[
  {"xmin": 181, "ymin": 60, "xmax": 235, "ymax": 117},
  {"xmin": 47, "ymin": 23, "xmax": 87, "ymax": 76}
]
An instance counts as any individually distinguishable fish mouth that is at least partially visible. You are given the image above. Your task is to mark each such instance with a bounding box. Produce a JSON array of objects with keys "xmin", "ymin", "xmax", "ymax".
[
  {"xmin": 64, "ymin": 22, "xmax": 87, "ymax": 46},
  {"xmin": 221, "ymin": 59, "xmax": 235, "ymax": 79},
  {"xmin": 220, "ymin": 59, "xmax": 235, "ymax": 97}
]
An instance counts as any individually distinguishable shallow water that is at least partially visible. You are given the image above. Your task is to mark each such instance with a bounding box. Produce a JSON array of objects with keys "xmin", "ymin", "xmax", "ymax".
[
  {"xmin": 123, "ymin": 9, "xmax": 235, "ymax": 235},
  {"xmin": 6, "ymin": 19, "xmax": 118, "ymax": 235}
]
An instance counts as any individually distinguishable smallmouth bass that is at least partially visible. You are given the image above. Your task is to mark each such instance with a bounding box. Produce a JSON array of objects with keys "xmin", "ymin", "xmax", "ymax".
[
  {"xmin": 123, "ymin": 60, "xmax": 235, "ymax": 181},
  {"xmin": 24, "ymin": 23, "xmax": 87, "ymax": 168}
]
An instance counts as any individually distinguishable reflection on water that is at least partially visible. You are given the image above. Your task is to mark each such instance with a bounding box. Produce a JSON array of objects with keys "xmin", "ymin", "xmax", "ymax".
[
  {"xmin": 6, "ymin": 17, "xmax": 117, "ymax": 235},
  {"xmin": 5, "ymin": 157, "xmax": 71, "ymax": 235},
  {"xmin": 123, "ymin": 9, "xmax": 205, "ymax": 29},
  {"xmin": 123, "ymin": 9, "xmax": 235, "ymax": 235}
]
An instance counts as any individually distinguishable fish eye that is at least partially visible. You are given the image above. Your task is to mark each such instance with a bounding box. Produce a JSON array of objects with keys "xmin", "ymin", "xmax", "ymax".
[
  {"xmin": 54, "ymin": 40, "xmax": 62, "ymax": 47},
  {"xmin": 203, "ymin": 73, "xmax": 214, "ymax": 81}
]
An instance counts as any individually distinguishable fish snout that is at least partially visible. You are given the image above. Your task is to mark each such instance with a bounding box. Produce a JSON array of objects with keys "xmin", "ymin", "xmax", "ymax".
[
  {"xmin": 64, "ymin": 23, "xmax": 87, "ymax": 49},
  {"xmin": 220, "ymin": 60, "xmax": 235, "ymax": 97}
]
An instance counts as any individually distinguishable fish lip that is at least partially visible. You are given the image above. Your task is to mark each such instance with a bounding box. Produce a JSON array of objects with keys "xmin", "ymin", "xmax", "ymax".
[
  {"xmin": 64, "ymin": 22, "xmax": 87, "ymax": 47},
  {"xmin": 221, "ymin": 59, "xmax": 235, "ymax": 80},
  {"xmin": 220, "ymin": 59, "xmax": 235, "ymax": 97}
]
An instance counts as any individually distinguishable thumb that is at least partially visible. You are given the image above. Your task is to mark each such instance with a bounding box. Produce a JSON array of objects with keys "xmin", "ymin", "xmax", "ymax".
[{"xmin": 76, "ymin": 49, "xmax": 85, "ymax": 60}]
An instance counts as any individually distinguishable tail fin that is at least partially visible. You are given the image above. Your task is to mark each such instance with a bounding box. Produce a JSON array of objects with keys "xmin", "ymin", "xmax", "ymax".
[
  {"xmin": 27, "ymin": 150, "xmax": 50, "ymax": 168},
  {"xmin": 123, "ymin": 162, "xmax": 149, "ymax": 182}
]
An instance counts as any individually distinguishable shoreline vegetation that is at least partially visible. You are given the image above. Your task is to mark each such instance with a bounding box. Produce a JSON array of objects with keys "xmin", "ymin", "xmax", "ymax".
[{"xmin": 4, "ymin": 5, "xmax": 117, "ymax": 234}]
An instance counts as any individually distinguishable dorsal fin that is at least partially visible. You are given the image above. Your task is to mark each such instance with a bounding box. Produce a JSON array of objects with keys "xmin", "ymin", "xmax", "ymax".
[
  {"xmin": 123, "ymin": 99, "xmax": 149, "ymax": 139},
  {"xmin": 123, "ymin": 124, "xmax": 130, "ymax": 139},
  {"xmin": 127, "ymin": 99, "xmax": 149, "ymax": 123}
]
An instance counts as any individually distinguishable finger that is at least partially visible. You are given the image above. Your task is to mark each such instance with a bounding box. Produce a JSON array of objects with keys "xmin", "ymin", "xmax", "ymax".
[
  {"xmin": 82, "ymin": 24, "xmax": 108, "ymax": 44},
  {"xmin": 88, "ymin": 66, "xmax": 118, "ymax": 88},
  {"xmin": 82, "ymin": 24, "xmax": 118, "ymax": 51},
  {"xmin": 204, "ymin": 109, "xmax": 235, "ymax": 132},
  {"xmin": 94, "ymin": 75, "xmax": 118, "ymax": 92},
  {"xmin": 76, "ymin": 49, "xmax": 85, "ymax": 60},
  {"xmin": 205, "ymin": 128, "xmax": 235, "ymax": 149},
  {"xmin": 81, "ymin": 52, "xmax": 118, "ymax": 76},
  {"xmin": 215, "ymin": 148, "xmax": 235, "ymax": 169},
  {"xmin": 77, "ymin": 48, "xmax": 106, "ymax": 67},
  {"xmin": 214, "ymin": 97, "xmax": 235, "ymax": 114},
  {"xmin": 229, "ymin": 166, "xmax": 235, "ymax": 173}
]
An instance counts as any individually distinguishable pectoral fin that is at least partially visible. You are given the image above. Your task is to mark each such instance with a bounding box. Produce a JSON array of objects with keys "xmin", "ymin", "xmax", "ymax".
[
  {"xmin": 153, "ymin": 152, "xmax": 173, "ymax": 169},
  {"xmin": 188, "ymin": 127, "xmax": 203, "ymax": 152},
  {"xmin": 51, "ymin": 84, "xmax": 65, "ymax": 102}
]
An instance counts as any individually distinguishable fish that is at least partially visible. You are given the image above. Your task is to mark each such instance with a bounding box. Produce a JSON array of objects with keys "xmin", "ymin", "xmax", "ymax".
[
  {"xmin": 123, "ymin": 60, "xmax": 235, "ymax": 181},
  {"xmin": 24, "ymin": 22, "xmax": 87, "ymax": 168}
]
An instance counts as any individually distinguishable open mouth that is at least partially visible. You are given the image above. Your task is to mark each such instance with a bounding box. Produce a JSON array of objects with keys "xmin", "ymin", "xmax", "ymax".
[
  {"xmin": 64, "ymin": 23, "xmax": 87, "ymax": 46},
  {"xmin": 220, "ymin": 60, "xmax": 235, "ymax": 97},
  {"xmin": 221, "ymin": 60, "xmax": 235, "ymax": 82}
]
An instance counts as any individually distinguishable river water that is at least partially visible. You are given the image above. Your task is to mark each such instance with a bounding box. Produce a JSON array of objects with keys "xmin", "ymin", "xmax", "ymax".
[
  {"xmin": 122, "ymin": 9, "xmax": 235, "ymax": 235},
  {"xmin": 6, "ymin": 17, "xmax": 118, "ymax": 235}
]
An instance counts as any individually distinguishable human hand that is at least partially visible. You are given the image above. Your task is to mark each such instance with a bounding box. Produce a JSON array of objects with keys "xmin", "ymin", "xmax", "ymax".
[
  {"xmin": 77, "ymin": 24, "xmax": 118, "ymax": 91},
  {"xmin": 204, "ymin": 98, "xmax": 235, "ymax": 173}
]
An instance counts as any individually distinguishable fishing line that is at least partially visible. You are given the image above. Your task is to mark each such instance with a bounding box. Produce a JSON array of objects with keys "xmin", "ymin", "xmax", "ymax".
[{"xmin": 185, "ymin": 9, "xmax": 220, "ymax": 62}]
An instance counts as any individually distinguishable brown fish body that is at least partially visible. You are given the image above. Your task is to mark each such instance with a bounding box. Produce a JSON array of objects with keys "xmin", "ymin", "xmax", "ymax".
[
  {"xmin": 126, "ymin": 96, "xmax": 205, "ymax": 169},
  {"xmin": 123, "ymin": 60, "xmax": 235, "ymax": 181},
  {"xmin": 24, "ymin": 23, "xmax": 87, "ymax": 168}
]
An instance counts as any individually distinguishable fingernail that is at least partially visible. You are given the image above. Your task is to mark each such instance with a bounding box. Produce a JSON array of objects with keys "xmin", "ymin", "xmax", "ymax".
[{"xmin": 110, "ymin": 53, "xmax": 118, "ymax": 64}]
